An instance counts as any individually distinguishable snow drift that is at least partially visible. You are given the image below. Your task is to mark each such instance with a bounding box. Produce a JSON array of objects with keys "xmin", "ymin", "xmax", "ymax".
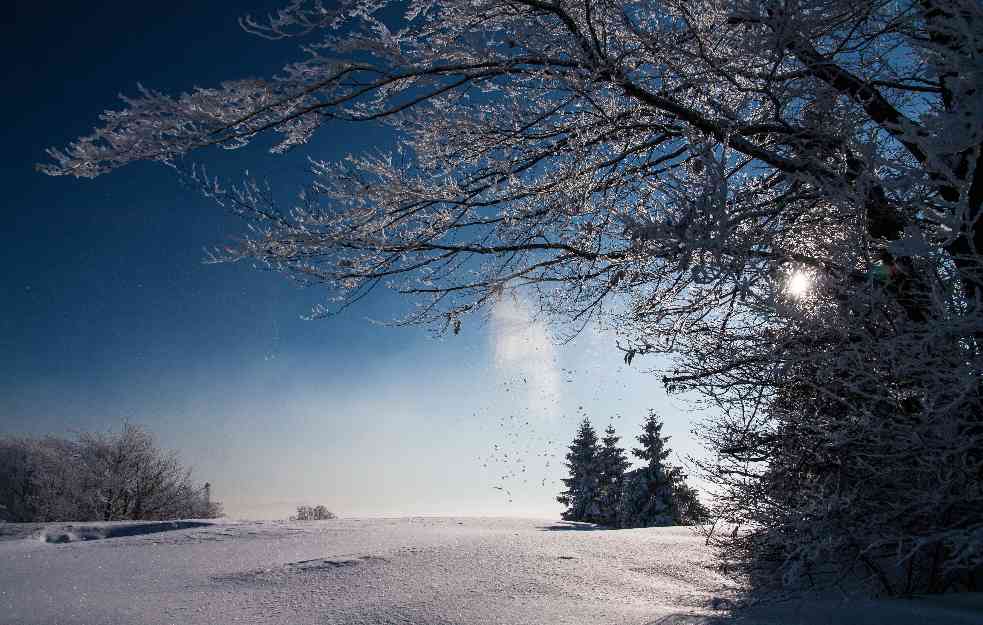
[{"xmin": 39, "ymin": 520, "xmax": 213, "ymax": 543}]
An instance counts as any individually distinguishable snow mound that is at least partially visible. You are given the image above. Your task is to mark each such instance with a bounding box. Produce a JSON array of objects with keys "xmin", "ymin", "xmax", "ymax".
[
  {"xmin": 0, "ymin": 522, "xmax": 46, "ymax": 542},
  {"xmin": 40, "ymin": 520, "xmax": 213, "ymax": 543}
]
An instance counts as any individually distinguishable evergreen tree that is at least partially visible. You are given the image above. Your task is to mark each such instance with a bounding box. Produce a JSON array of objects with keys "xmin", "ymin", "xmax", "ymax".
[
  {"xmin": 556, "ymin": 418, "xmax": 601, "ymax": 523},
  {"xmin": 671, "ymin": 480, "xmax": 709, "ymax": 525},
  {"xmin": 632, "ymin": 411, "xmax": 672, "ymax": 467},
  {"xmin": 595, "ymin": 424, "xmax": 630, "ymax": 527},
  {"xmin": 618, "ymin": 411, "xmax": 705, "ymax": 527}
]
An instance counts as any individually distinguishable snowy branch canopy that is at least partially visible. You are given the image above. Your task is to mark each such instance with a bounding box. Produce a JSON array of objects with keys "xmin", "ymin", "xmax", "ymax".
[{"xmin": 42, "ymin": 0, "xmax": 981, "ymax": 338}]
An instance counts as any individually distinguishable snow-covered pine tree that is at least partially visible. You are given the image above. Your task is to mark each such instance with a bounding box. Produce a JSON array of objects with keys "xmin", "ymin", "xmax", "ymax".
[
  {"xmin": 619, "ymin": 411, "xmax": 692, "ymax": 527},
  {"xmin": 595, "ymin": 424, "xmax": 630, "ymax": 527},
  {"xmin": 557, "ymin": 418, "xmax": 602, "ymax": 523}
]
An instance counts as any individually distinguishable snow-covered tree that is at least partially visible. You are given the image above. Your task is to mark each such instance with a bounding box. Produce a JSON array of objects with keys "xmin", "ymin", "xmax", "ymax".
[
  {"xmin": 595, "ymin": 424, "xmax": 630, "ymax": 526},
  {"xmin": 0, "ymin": 426, "xmax": 221, "ymax": 522},
  {"xmin": 291, "ymin": 505, "xmax": 336, "ymax": 521},
  {"xmin": 696, "ymin": 297, "xmax": 982, "ymax": 594},
  {"xmin": 557, "ymin": 418, "xmax": 602, "ymax": 523},
  {"xmin": 41, "ymin": 0, "xmax": 983, "ymax": 595},
  {"xmin": 2, "ymin": 436, "xmax": 90, "ymax": 522},
  {"xmin": 0, "ymin": 438, "xmax": 38, "ymax": 522},
  {"xmin": 77, "ymin": 424, "xmax": 198, "ymax": 521},
  {"xmin": 619, "ymin": 412, "xmax": 679, "ymax": 527},
  {"xmin": 632, "ymin": 412, "xmax": 673, "ymax": 468}
]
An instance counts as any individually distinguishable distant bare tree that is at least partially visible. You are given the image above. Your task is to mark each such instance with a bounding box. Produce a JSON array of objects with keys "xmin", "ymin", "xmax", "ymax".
[
  {"xmin": 78, "ymin": 424, "xmax": 190, "ymax": 521},
  {"xmin": 27, "ymin": 436, "xmax": 90, "ymax": 521},
  {"xmin": 0, "ymin": 438, "xmax": 36, "ymax": 522},
  {"xmin": 0, "ymin": 425, "xmax": 221, "ymax": 522}
]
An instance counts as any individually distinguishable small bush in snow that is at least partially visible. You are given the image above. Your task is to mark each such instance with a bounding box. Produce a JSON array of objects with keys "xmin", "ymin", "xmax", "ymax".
[{"xmin": 290, "ymin": 505, "xmax": 335, "ymax": 521}]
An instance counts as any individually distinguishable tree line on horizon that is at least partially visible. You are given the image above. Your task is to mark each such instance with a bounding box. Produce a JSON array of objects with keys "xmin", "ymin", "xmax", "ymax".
[
  {"xmin": 557, "ymin": 412, "xmax": 706, "ymax": 528},
  {"xmin": 0, "ymin": 424, "xmax": 221, "ymax": 523}
]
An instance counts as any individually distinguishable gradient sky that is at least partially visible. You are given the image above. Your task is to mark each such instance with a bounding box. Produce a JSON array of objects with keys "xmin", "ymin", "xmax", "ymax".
[{"xmin": 1, "ymin": 0, "xmax": 706, "ymax": 519}]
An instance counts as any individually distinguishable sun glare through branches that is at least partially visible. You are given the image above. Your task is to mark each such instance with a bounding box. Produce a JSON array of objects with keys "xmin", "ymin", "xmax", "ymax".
[{"xmin": 785, "ymin": 271, "xmax": 812, "ymax": 299}]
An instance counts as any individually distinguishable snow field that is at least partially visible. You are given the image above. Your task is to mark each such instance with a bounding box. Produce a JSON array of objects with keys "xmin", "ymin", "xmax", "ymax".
[{"xmin": 1, "ymin": 517, "xmax": 979, "ymax": 625}]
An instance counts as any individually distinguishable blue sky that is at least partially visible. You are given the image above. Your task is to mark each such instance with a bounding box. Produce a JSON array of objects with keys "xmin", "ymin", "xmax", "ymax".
[{"xmin": 1, "ymin": 0, "xmax": 704, "ymax": 519}]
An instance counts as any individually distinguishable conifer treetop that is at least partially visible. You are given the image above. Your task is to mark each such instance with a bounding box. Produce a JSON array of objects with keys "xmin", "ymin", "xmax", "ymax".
[{"xmin": 632, "ymin": 412, "xmax": 672, "ymax": 466}]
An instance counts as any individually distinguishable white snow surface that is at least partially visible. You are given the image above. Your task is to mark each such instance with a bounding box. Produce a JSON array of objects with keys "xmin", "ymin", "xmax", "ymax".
[{"xmin": 0, "ymin": 517, "xmax": 980, "ymax": 625}]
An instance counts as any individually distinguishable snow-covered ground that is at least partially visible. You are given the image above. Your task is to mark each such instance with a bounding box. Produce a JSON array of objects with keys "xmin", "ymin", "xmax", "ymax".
[{"xmin": 0, "ymin": 517, "xmax": 979, "ymax": 625}]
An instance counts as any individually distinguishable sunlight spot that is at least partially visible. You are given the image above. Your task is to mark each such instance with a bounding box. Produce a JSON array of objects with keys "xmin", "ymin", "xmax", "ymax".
[{"xmin": 786, "ymin": 271, "xmax": 812, "ymax": 298}]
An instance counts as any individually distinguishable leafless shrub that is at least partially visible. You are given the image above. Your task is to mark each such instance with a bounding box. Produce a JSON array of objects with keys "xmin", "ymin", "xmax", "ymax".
[{"xmin": 290, "ymin": 505, "xmax": 336, "ymax": 521}]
